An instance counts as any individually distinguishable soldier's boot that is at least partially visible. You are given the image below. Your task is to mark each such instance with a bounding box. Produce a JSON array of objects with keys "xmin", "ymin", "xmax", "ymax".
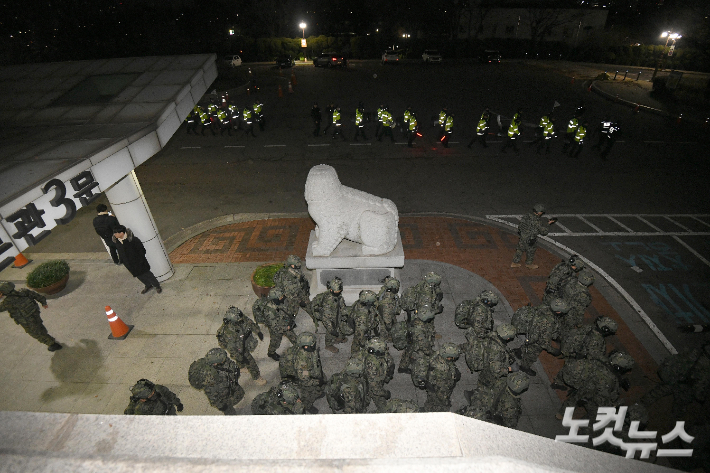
[
  {"xmin": 307, "ymin": 406, "xmax": 319, "ymax": 414},
  {"xmin": 510, "ymin": 262, "xmax": 522, "ymax": 268},
  {"xmin": 336, "ymin": 336, "xmax": 347, "ymax": 343},
  {"xmin": 220, "ymin": 405, "xmax": 238, "ymax": 416},
  {"xmin": 325, "ymin": 345, "xmax": 339, "ymax": 353},
  {"xmin": 521, "ymin": 365, "xmax": 536, "ymax": 377},
  {"xmin": 513, "ymin": 347, "xmax": 523, "ymax": 359},
  {"xmin": 550, "ymin": 382, "xmax": 568, "ymax": 391},
  {"xmin": 463, "ymin": 390, "xmax": 473, "ymax": 405},
  {"xmin": 268, "ymin": 352, "xmax": 280, "ymax": 361},
  {"xmin": 525, "ymin": 263, "xmax": 539, "ymax": 269},
  {"xmin": 254, "ymin": 377, "xmax": 267, "ymax": 386},
  {"xmin": 48, "ymin": 342, "xmax": 63, "ymax": 352}
]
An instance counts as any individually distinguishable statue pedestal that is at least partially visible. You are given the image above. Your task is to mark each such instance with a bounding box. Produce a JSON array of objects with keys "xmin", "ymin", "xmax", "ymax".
[{"xmin": 305, "ymin": 231, "xmax": 405, "ymax": 305}]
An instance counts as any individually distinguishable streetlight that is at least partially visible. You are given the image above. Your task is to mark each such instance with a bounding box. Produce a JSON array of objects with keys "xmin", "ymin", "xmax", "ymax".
[
  {"xmin": 299, "ymin": 22, "xmax": 306, "ymax": 38},
  {"xmin": 652, "ymin": 30, "xmax": 681, "ymax": 79}
]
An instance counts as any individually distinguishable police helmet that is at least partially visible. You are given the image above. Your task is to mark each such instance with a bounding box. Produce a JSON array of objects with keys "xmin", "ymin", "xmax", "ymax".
[
  {"xmin": 0, "ymin": 281, "xmax": 15, "ymax": 294},
  {"xmin": 224, "ymin": 306, "xmax": 244, "ymax": 322},
  {"xmin": 130, "ymin": 379, "xmax": 155, "ymax": 399},
  {"xmin": 383, "ymin": 276, "xmax": 400, "ymax": 292},
  {"xmin": 424, "ymin": 272, "xmax": 442, "ymax": 285},
  {"xmin": 285, "ymin": 255, "xmax": 302, "ymax": 268},
  {"xmin": 609, "ymin": 351, "xmax": 635, "ymax": 371},
  {"xmin": 205, "ymin": 347, "xmax": 228, "ymax": 364},
  {"xmin": 496, "ymin": 323, "xmax": 517, "ymax": 340},
  {"xmin": 578, "ymin": 270, "xmax": 595, "ymax": 287},
  {"xmin": 440, "ymin": 342, "xmax": 460, "ymax": 361},
  {"xmin": 268, "ymin": 287, "xmax": 284, "ymax": 301},
  {"xmin": 359, "ymin": 290, "xmax": 377, "ymax": 305},
  {"xmin": 507, "ymin": 371, "xmax": 530, "ymax": 395},
  {"xmin": 595, "ymin": 316, "xmax": 618, "ymax": 335},
  {"xmin": 533, "ymin": 203, "xmax": 546, "ymax": 213},
  {"xmin": 277, "ymin": 383, "xmax": 300, "ymax": 404},
  {"xmin": 366, "ymin": 337, "xmax": 387, "ymax": 356},
  {"xmin": 327, "ymin": 277, "xmax": 343, "ymax": 293},
  {"xmin": 344, "ymin": 357, "xmax": 364, "ymax": 376},
  {"xmin": 415, "ymin": 303, "xmax": 436, "ymax": 322},
  {"xmin": 549, "ymin": 298, "xmax": 570, "ymax": 314},
  {"xmin": 479, "ymin": 290, "xmax": 499, "ymax": 307},
  {"xmin": 297, "ymin": 332, "xmax": 317, "ymax": 349}
]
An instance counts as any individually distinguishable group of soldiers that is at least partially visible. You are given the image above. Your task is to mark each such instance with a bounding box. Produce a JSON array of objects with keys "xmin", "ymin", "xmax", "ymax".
[{"xmin": 185, "ymin": 93, "xmax": 265, "ymax": 137}]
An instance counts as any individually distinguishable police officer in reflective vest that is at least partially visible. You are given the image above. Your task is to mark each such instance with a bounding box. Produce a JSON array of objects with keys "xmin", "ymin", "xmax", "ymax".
[
  {"xmin": 468, "ymin": 108, "xmax": 491, "ymax": 149},
  {"xmin": 407, "ymin": 112, "xmax": 419, "ymax": 148},
  {"xmin": 501, "ymin": 116, "xmax": 521, "ymax": 153},
  {"xmin": 243, "ymin": 107, "xmax": 256, "ymax": 137},
  {"xmin": 354, "ymin": 104, "xmax": 367, "ymax": 141},
  {"xmin": 332, "ymin": 106, "xmax": 346, "ymax": 141},
  {"xmin": 568, "ymin": 122, "xmax": 587, "ymax": 158},
  {"xmin": 441, "ymin": 113, "xmax": 454, "ymax": 148}
]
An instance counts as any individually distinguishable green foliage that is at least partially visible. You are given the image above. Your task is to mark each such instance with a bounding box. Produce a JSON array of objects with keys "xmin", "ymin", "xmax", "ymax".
[
  {"xmin": 252, "ymin": 263, "xmax": 282, "ymax": 287},
  {"xmin": 26, "ymin": 260, "xmax": 70, "ymax": 289}
]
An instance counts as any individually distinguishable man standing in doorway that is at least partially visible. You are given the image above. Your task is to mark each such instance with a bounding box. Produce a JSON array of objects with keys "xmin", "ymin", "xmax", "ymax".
[{"xmin": 112, "ymin": 225, "xmax": 162, "ymax": 294}]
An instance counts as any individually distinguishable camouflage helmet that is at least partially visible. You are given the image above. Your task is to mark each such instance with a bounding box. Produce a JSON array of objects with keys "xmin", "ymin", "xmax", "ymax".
[
  {"xmin": 383, "ymin": 276, "xmax": 400, "ymax": 292},
  {"xmin": 358, "ymin": 290, "xmax": 377, "ymax": 305},
  {"xmin": 507, "ymin": 371, "xmax": 530, "ymax": 395},
  {"xmin": 415, "ymin": 303, "xmax": 436, "ymax": 322},
  {"xmin": 297, "ymin": 332, "xmax": 317, "ymax": 348},
  {"xmin": 549, "ymin": 298, "xmax": 570, "ymax": 314},
  {"xmin": 609, "ymin": 351, "xmax": 635, "ymax": 371},
  {"xmin": 205, "ymin": 347, "xmax": 228, "ymax": 364},
  {"xmin": 533, "ymin": 203, "xmax": 546, "ymax": 213},
  {"xmin": 285, "ymin": 255, "xmax": 302, "ymax": 268},
  {"xmin": 568, "ymin": 255, "xmax": 585, "ymax": 270},
  {"xmin": 277, "ymin": 383, "xmax": 300, "ymax": 404},
  {"xmin": 327, "ymin": 277, "xmax": 343, "ymax": 292},
  {"xmin": 424, "ymin": 272, "xmax": 442, "ymax": 285},
  {"xmin": 387, "ymin": 399, "xmax": 419, "ymax": 413},
  {"xmin": 440, "ymin": 342, "xmax": 460, "ymax": 360},
  {"xmin": 0, "ymin": 281, "xmax": 15, "ymax": 293},
  {"xmin": 224, "ymin": 306, "xmax": 244, "ymax": 322},
  {"xmin": 366, "ymin": 337, "xmax": 387, "ymax": 355},
  {"xmin": 496, "ymin": 323, "xmax": 517, "ymax": 340},
  {"xmin": 344, "ymin": 357, "xmax": 364, "ymax": 376},
  {"xmin": 268, "ymin": 287, "xmax": 284, "ymax": 301},
  {"xmin": 578, "ymin": 270, "xmax": 595, "ymax": 287},
  {"xmin": 595, "ymin": 316, "xmax": 618, "ymax": 335},
  {"xmin": 479, "ymin": 290, "xmax": 499, "ymax": 307},
  {"xmin": 130, "ymin": 379, "xmax": 155, "ymax": 399}
]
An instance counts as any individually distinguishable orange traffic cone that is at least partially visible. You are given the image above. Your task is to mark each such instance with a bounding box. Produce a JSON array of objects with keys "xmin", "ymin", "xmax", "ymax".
[
  {"xmin": 571, "ymin": 77, "xmax": 575, "ymax": 84},
  {"xmin": 106, "ymin": 305, "xmax": 133, "ymax": 340},
  {"xmin": 13, "ymin": 252, "xmax": 31, "ymax": 268},
  {"xmin": 288, "ymin": 81, "xmax": 293, "ymax": 93},
  {"xmin": 278, "ymin": 85, "xmax": 283, "ymax": 97},
  {"xmin": 291, "ymin": 72, "xmax": 297, "ymax": 86}
]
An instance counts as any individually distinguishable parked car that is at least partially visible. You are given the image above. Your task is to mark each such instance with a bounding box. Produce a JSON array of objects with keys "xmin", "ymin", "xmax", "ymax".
[
  {"xmin": 313, "ymin": 52, "xmax": 344, "ymax": 68},
  {"xmin": 277, "ymin": 55, "xmax": 295, "ymax": 68},
  {"xmin": 422, "ymin": 49, "xmax": 442, "ymax": 64},
  {"xmin": 224, "ymin": 55, "xmax": 242, "ymax": 67},
  {"xmin": 381, "ymin": 50, "xmax": 400, "ymax": 65},
  {"xmin": 480, "ymin": 50, "xmax": 501, "ymax": 63}
]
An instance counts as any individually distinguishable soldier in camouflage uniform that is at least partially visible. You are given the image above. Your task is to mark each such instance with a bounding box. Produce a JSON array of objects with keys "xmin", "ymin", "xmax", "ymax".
[
  {"xmin": 375, "ymin": 276, "xmax": 401, "ymax": 341},
  {"xmin": 273, "ymin": 255, "xmax": 312, "ymax": 321},
  {"xmin": 413, "ymin": 342, "xmax": 462, "ymax": 412},
  {"xmin": 641, "ymin": 343, "xmax": 709, "ymax": 418},
  {"xmin": 556, "ymin": 316, "xmax": 617, "ymax": 366},
  {"xmin": 543, "ymin": 255, "xmax": 585, "ymax": 305},
  {"xmin": 124, "ymin": 378, "xmax": 182, "ymax": 415},
  {"xmin": 279, "ymin": 332, "xmax": 326, "ymax": 414},
  {"xmin": 454, "ymin": 290, "xmax": 498, "ymax": 338},
  {"xmin": 326, "ymin": 357, "xmax": 368, "ymax": 414},
  {"xmin": 263, "ymin": 288, "xmax": 297, "ymax": 361},
  {"xmin": 363, "ymin": 337, "xmax": 395, "ymax": 412},
  {"xmin": 511, "ymin": 203, "xmax": 557, "ymax": 269},
  {"xmin": 251, "ymin": 381, "xmax": 305, "ymax": 415},
  {"xmin": 189, "ymin": 348, "xmax": 244, "ymax": 415},
  {"xmin": 554, "ymin": 351, "xmax": 634, "ymax": 420},
  {"xmin": 516, "ymin": 298, "xmax": 568, "ymax": 376},
  {"xmin": 216, "ymin": 306, "xmax": 267, "ymax": 385},
  {"xmin": 398, "ymin": 303, "xmax": 437, "ymax": 374},
  {"xmin": 0, "ymin": 281, "xmax": 62, "ymax": 351},
  {"xmin": 489, "ymin": 371, "xmax": 530, "ymax": 428},
  {"xmin": 350, "ymin": 290, "xmax": 379, "ymax": 353},
  {"xmin": 311, "ymin": 277, "xmax": 348, "ymax": 353},
  {"xmin": 560, "ymin": 269, "xmax": 594, "ymax": 336},
  {"xmin": 401, "ymin": 272, "xmax": 444, "ymax": 317},
  {"xmin": 382, "ymin": 398, "xmax": 420, "ymax": 413},
  {"xmin": 475, "ymin": 324, "xmax": 519, "ymax": 394}
]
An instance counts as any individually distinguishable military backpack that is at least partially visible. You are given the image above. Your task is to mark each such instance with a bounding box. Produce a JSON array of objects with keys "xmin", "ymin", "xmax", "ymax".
[
  {"xmin": 511, "ymin": 305, "xmax": 535, "ymax": 335},
  {"xmin": 391, "ymin": 320, "xmax": 409, "ymax": 351},
  {"xmin": 251, "ymin": 296, "xmax": 269, "ymax": 325}
]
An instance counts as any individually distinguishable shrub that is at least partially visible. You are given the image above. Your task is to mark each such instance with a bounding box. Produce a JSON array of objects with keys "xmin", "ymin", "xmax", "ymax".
[
  {"xmin": 252, "ymin": 263, "xmax": 282, "ymax": 287},
  {"xmin": 26, "ymin": 260, "xmax": 70, "ymax": 288}
]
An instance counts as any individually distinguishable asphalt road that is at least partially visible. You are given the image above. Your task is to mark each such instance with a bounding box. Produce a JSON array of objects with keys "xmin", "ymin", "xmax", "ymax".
[{"xmin": 32, "ymin": 59, "xmax": 710, "ymax": 354}]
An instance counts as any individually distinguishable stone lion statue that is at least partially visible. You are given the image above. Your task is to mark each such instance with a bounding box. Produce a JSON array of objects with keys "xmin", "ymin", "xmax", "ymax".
[{"xmin": 305, "ymin": 164, "xmax": 399, "ymax": 256}]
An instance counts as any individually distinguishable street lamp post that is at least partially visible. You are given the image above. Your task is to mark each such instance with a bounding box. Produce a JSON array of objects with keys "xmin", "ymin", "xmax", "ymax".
[
  {"xmin": 652, "ymin": 30, "xmax": 681, "ymax": 80},
  {"xmin": 299, "ymin": 22, "xmax": 307, "ymax": 49}
]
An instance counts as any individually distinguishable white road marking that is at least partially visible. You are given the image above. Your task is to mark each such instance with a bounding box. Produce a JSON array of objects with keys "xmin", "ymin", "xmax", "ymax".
[
  {"xmin": 224, "ymin": 145, "xmax": 245, "ymax": 148},
  {"xmin": 264, "ymin": 145, "xmax": 286, "ymax": 147},
  {"xmin": 181, "ymin": 146, "xmax": 202, "ymax": 149},
  {"xmin": 308, "ymin": 144, "xmax": 330, "ymax": 147},
  {"xmin": 672, "ymin": 236, "xmax": 710, "ymax": 269},
  {"xmin": 350, "ymin": 143, "xmax": 372, "ymax": 146}
]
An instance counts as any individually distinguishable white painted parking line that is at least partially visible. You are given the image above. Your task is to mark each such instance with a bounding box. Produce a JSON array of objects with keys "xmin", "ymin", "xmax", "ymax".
[
  {"xmin": 308, "ymin": 144, "xmax": 330, "ymax": 147},
  {"xmin": 607, "ymin": 216, "xmax": 635, "ymax": 233},
  {"xmin": 636, "ymin": 216, "xmax": 664, "ymax": 232},
  {"xmin": 264, "ymin": 145, "xmax": 286, "ymax": 147},
  {"xmin": 224, "ymin": 145, "xmax": 245, "ymax": 148},
  {"xmin": 350, "ymin": 143, "xmax": 371, "ymax": 146},
  {"xmin": 663, "ymin": 216, "xmax": 692, "ymax": 232},
  {"xmin": 181, "ymin": 146, "xmax": 202, "ymax": 149},
  {"xmin": 578, "ymin": 216, "xmax": 604, "ymax": 233},
  {"xmin": 690, "ymin": 216, "xmax": 710, "ymax": 228},
  {"xmin": 672, "ymin": 236, "xmax": 710, "ymax": 269}
]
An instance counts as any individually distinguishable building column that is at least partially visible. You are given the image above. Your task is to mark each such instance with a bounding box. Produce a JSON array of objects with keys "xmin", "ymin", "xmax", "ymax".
[{"xmin": 104, "ymin": 170, "xmax": 173, "ymax": 281}]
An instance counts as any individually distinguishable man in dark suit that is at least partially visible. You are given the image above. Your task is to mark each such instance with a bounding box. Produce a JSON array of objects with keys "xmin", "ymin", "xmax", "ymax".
[{"xmin": 93, "ymin": 204, "xmax": 121, "ymax": 264}]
